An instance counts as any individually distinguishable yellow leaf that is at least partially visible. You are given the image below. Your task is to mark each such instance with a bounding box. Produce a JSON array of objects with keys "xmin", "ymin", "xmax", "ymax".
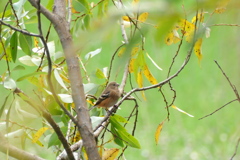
[
  {"xmin": 165, "ymin": 30, "xmax": 181, "ymax": 45},
  {"xmin": 138, "ymin": 12, "xmax": 149, "ymax": 23},
  {"xmin": 143, "ymin": 64, "xmax": 158, "ymax": 85},
  {"xmin": 155, "ymin": 121, "xmax": 164, "ymax": 145},
  {"xmin": 87, "ymin": 99, "xmax": 95, "ymax": 105},
  {"xmin": 129, "ymin": 58, "xmax": 136, "ymax": 73},
  {"xmin": 137, "ymin": 70, "xmax": 146, "ymax": 100},
  {"xmin": 131, "ymin": 47, "xmax": 139, "ymax": 56},
  {"xmin": 32, "ymin": 127, "xmax": 48, "ymax": 143},
  {"xmin": 34, "ymin": 37, "xmax": 39, "ymax": 48},
  {"xmin": 132, "ymin": 0, "xmax": 139, "ymax": 5},
  {"xmin": 122, "ymin": 16, "xmax": 130, "ymax": 22},
  {"xmin": 194, "ymin": 38, "xmax": 203, "ymax": 63},
  {"xmin": 72, "ymin": 131, "xmax": 81, "ymax": 143},
  {"xmin": 172, "ymin": 105, "xmax": 194, "ymax": 117},
  {"xmin": 177, "ymin": 19, "xmax": 195, "ymax": 42},
  {"xmin": 118, "ymin": 47, "xmax": 126, "ymax": 57},
  {"xmin": 191, "ymin": 13, "xmax": 205, "ymax": 24},
  {"xmin": 60, "ymin": 73, "xmax": 70, "ymax": 83},
  {"xmin": 137, "ymin": 70, "xmax": 143, "ymax": 88},
  {"xmin": 102, "ymin": 148, "xmax": 119, "ymax": 160},
  {"xmin": 214, "ymin": 0, "xmax": 230, "ymax": 14}
]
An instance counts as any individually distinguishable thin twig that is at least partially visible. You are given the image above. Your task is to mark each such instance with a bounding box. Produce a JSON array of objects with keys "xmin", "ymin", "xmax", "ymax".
[
  {"xmin": 107, "ymin": 43, "xmax": 125, "ymax": 82},
  {"xmin": 9, "ymin": 0, "xmax": 20, "ymax": 27},
  {"xmin": 210, "ymin": 24, "xmax": 240, "ymax": 27},
  {"xmin": 0, "ymin": 20, "xmax": 41, "ymax": 37},
  {"xmin": 230, "ymin": 137, "xmax": 240, "ymax": 160},
  {"xmin": 214, "ymin": 60, "xmax": 240, "ymax": 101},
  {"xmin": 199, "ymin": 99, "xmax": 238, "ymax": 120},
  {"xmin": 159, "ymin": 87, "xmax": 170, "ymax": 121}
]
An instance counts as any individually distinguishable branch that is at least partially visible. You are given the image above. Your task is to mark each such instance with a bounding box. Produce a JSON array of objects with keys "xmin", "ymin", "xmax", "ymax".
[
  {"xmin": 0, "ymin": 20, "xmax": 41, "ymax": 37},
  {"xmin": 28, "ymin": 0, "xmax": 101, "ymax": 159},
  {"xmin": 0, "ymin": 134, "xmax": 44, "ymax": 160},
  {"xmin": 214, "ymin": 60, "xmax": 240, "ymax": 101},
  {"xmin": 198, "ymin": 99, "xmax": 238, "ymax": 120},
  {"xmin": 230, "ymin": 137, "xmax": 240, "ymax": 160}
]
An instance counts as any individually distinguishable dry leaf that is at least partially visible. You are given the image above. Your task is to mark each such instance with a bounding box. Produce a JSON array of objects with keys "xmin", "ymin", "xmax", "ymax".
[{"xmin": 155, "ymin": 121, "xmax": 164, "ymax": 145}]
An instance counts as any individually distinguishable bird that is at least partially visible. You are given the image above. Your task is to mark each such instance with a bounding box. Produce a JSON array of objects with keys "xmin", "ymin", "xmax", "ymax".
[{"xmin": 89, "ymin": 82, "xmax": 121, "ymax": 111}]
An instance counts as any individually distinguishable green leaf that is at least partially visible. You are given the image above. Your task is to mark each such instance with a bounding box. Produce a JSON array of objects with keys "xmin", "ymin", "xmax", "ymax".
[
  {"xmin": 72, "ymin": 0, "xmax": 89, "ymax": 13},
  {"xmin": 19, "ymin": 33, "xmax": 32, "ymax": 56},
  {"xmin": 112, "ymin": 114, "xmax": 128, "ymax": 123},
  {"xmin": 110, "ymin": 116, "xmax": 126, "ymax": 132},
  {"xmin": 95, "ymin": 69, "xmax": 106, "ymax": 79},
  {"xmin": 83, "ymin": 14, "xmax": 90, "ymax": 29},
  {"xmin": 12, "ymin": 65, "xmax": 25, "ymax": 71},
  {"xmin": 118, "ymin": 130, "xmax": 141, "ymax": 149},
  {"xmin": 0, "ymin": 94, "xmax": 10, "ymax": 118},
  {"xmin": 111, "ymin": 125, "xmax": 124, "ymax": 147},
  {"xmin": 48, "ymin": 132, "xmax": 60, "ymax": 148},
  {"xmin": 110, "ymin": 116, "xmax": 141, "ymax": 149},
  {"xmin": 16, "ymin": 72, "xmax": 47, "ymax": 82},
  {"xmin": 10, "ymin": 32, "xmax": 18, "ymax": 62}
]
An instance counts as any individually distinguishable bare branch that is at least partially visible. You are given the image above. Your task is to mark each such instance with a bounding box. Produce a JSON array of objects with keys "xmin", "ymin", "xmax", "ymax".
[
  {"xmin": 0, "ymin": 20, "xmax": 41, "ymax": 37},
  {"xmin": 199, "ymin": 99, "xmax": 238, "ymax": 120},
  {"xmin": 230, "ymin": 137, "xmax": 240, "ymax": 160},
  {"xmin": 214, "ymin": 60, "xmax": 240, "ymax": 101}
]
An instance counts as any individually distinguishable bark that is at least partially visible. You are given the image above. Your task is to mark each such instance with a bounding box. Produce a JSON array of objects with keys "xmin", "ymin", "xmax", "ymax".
[{"xmin": 28, "ymin": 0, "xmax": 101, "ymax": 159}]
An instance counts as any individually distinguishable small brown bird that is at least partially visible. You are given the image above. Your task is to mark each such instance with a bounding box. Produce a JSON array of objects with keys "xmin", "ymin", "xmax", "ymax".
[{"xmin": 89, "ymin": 82, "xmax": 120, "ymax": 111}]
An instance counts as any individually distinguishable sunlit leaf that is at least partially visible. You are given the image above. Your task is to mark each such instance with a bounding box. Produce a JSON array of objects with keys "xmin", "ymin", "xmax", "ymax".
[
  {"xmin": 146, "ymin": 53, "xmax": 162, "ymax": 71},
  {"xmin": 172, "ymin": 105, "xmax": 194, "ymax": 117},
  {"xmin": 3, "ymin": 77, "xmax": 17, "ymax": 90},
  {"xmin": 102, "ymin": 148, "xmax": 119, "ymax": 160},
  {"xmin": 32, "ymin": 127, "xmax": 48, "ymax": 143},
  {"xmin": 138, "ymin": 12, "xmax": 149, "ymax": 23},
  {"xmin": 10, "ymin": 32, "xmax": 18, "ymax": 62},
  {"xmin": 54, "ymin": 69, "xmax": 68, "ymax": 91},
  {"xmin": 58, "ymin": 94, "xmax": 73, "ymax": 103},
  {"xmin": 155, "ymin": 121, "xmax": 164, "ymax": 145},
  {"xmin": 194, "ymin": 38, "xmax": 203, "ymax": 64},
  {"xmin": 85, "ymin": 48, "xmax": 102, "ymax": 60}
]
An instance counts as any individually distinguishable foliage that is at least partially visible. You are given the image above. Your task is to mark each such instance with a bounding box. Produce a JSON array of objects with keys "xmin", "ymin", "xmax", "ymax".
[{"xmin": 0, "ymin": 0, "xmax": 239, "ymax": 159}]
